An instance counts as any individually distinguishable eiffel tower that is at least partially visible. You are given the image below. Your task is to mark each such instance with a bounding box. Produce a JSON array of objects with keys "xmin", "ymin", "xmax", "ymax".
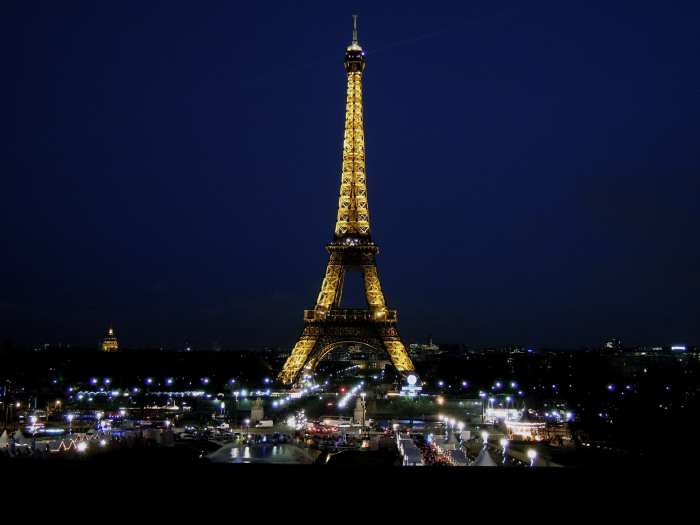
[{"xmin": 278, "ymin": 16, "xmax": 416, "ymax": 385}]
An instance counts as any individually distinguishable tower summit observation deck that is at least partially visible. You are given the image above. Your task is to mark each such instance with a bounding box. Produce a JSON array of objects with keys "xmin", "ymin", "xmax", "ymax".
[{"xmin": 277, "ymin": 16, "xmax": 416, "ymax": 386}]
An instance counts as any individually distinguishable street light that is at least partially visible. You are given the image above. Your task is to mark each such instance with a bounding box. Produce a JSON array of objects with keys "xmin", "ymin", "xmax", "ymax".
[
  {"xmin": 481, "ymin": 430, "xmax": 489, "ymax": 447},
  {"xmin": 500, "ymin": 437, "xmax": 509, "ymax": 462},
  {"xmin": 360, "ymin": 392, "xmax": 366, "ymax": 434},
  {"xmin": 66, "ymin": 413, "xmax": 74, "ymax": 434},
  {"xmin": 527, "ymin": 448, "xmax": 537, "ymax": 467}
]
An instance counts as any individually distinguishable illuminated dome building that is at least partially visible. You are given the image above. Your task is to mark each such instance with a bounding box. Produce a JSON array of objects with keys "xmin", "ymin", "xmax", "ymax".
[{"xmin": 101, "ymin": 327, "xmax": 118, "ymax": 352}]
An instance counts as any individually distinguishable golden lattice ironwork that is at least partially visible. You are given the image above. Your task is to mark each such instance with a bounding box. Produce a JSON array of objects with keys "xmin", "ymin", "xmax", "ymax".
[{"xmin": 278, "ymin": 17, "xmax": 415, "ymax": 386}]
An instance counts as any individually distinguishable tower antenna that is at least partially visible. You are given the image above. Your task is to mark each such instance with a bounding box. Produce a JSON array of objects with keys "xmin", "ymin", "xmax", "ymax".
[{"xmin": 352, "ymin": 14, "xmax": 358, "ymax": 44}]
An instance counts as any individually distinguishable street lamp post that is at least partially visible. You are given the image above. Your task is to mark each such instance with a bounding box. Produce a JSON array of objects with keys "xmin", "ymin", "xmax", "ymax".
[
  {"xmin": 527, "ymin": 448, "xmax": 537, "ymax": 467},
  {"xmin": 360, "ymin": 392, "xmax": 366, "ymax": 437},
  {"xmin": 95, "ymin": 411, "xmax": 103, "ymax": 434},
  {"xmin": 500, "ymin": 437, "xmax": 509, "ymax": 464},
  {"xmin": 481, "ymin": 430, "xmax": 489, "ymax": 449},
  {"xmin": 233, "ymin": 391, "xmax": 239, "ymax": 428}
]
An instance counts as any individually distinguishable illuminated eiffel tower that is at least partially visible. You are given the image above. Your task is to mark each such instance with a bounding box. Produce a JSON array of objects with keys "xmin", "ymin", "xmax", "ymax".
[{"xmin": 278, "ymin": 16, "xmax": 416, "ymax": 385}]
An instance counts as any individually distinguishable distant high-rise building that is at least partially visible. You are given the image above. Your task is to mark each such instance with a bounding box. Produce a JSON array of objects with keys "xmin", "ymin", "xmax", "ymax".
[{"xmin": 101, "ymin": 327, "xmax": 118, "ymax": 352}]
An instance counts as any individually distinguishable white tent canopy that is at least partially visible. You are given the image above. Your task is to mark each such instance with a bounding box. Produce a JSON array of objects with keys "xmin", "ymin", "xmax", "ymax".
[
  {"xmin": 13, "ymin": 430, "xmax": 29, "ymax": 445},
  {"xmin": 471, "ymin": 446, "xmax": 498, "ymax": 467}
]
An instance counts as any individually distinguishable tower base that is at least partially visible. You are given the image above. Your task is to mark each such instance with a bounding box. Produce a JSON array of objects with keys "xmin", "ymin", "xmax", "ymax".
[{"xmin": 278, "ymin": 308, "xmax": 415, "ymax": 385}]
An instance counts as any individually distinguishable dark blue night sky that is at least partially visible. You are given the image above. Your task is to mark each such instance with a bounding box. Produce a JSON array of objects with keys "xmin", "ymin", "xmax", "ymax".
[{"xmin": 3, "ymin": 1, "xmax": 699, "ymax": 349}]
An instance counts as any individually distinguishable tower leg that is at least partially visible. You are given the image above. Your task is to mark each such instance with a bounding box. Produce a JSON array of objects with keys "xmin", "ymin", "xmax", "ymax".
[
  {"xmin": 278, "ymin": 335, "xmax": 319, "ymax": 385},
  {"xmin": 315, "ymin": 254, "xmax": 344, "ymax": 311},
  {"xmin": 381, "ymin": 337, "xmax": 415, "ymax": 375},
  {"xmin": 362, "ymin": 263, "xmax": 387, "ymax": 311}
]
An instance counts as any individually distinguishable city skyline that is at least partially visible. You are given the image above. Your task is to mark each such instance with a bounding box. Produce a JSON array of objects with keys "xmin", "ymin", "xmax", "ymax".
[{"xmin": 3, "ymin": 1, "xmax": 700, "ymax": 349}]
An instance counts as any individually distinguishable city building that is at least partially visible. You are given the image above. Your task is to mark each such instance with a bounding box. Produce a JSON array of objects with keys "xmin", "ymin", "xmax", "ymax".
[
  {"xmin": 101, "ymin": 327, "xmax": 118, "ymax": 352},
  {"xmin": 408, "ymin": 337, "xmax": 440, "ymax": 361}
]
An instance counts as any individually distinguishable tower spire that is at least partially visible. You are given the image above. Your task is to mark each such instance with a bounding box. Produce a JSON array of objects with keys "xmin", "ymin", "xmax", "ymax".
[{"xmin": 337, "ymin": 15, "xmax": 368, "ymax": 238}]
